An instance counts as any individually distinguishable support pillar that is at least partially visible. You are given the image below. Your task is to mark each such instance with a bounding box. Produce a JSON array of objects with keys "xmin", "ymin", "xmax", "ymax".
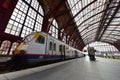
[
  {"xmin": 0, "ymin": 40, "xmax": 3, "ymax": 48},
  {"xmin": 41, "ymin": 16, "xmax": 49, "ymax": 32},
  {"xmin": 58, "ymin": 29, "xmax": 63, "ymax": 40},
  {"xmin": 114, "ymin": 44, "xmax": 120, "ymax": 52},
  {"xmin": 7, "ymin": 41, "xmax": 13, "ymax": 55}
]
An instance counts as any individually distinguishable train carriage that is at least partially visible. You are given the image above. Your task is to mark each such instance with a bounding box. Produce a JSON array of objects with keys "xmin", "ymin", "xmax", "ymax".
[{"xmin": 13, "ymin": 32, "xmax": 84, "ymax": 65}]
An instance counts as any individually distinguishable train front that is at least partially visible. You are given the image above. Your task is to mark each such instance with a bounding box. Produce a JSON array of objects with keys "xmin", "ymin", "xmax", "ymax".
[
  {"xmin": 12, "ymin": 32, "xmax": 39, "ymax": 67},
  {"xmin": 14, "ymin": 33, "xmax": 36, "ymax": 55},
  {"xmin": 13, "ymin": 32, "xmax": 47, "ymax": 66}
]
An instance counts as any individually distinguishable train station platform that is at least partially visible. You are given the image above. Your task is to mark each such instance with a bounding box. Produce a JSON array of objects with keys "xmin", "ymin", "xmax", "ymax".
[{"xmin": 0, "ymin": 56, "xmax": 120, "ymax": 80}]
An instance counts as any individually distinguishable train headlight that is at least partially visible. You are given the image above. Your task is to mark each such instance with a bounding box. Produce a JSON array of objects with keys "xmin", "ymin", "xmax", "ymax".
[{"xmin": 19, "ymin": 50, "xmax": 26, "ymax": 54}]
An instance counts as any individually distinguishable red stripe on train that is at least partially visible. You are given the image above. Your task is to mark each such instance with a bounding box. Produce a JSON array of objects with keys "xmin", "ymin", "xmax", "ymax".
[{"xmin": 19, "ymin": 53, "xmax": 64, "ymax": 56}]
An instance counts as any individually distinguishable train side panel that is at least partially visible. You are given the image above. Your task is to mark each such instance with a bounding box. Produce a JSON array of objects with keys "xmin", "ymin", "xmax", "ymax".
[
  {"xmin": 28, "ymin": 33, "xmax": 47, "ymax": 63},
  {"xmin": 45, "ymin": 35, "xmax": 64, "ymax": 60},
  {"xmin": 27, "ymin": 39, "xmax": 46, "ymax": 54},
  {"xmin": 12, "ymin": 32, "xmax": 84, "ymax": 68}
]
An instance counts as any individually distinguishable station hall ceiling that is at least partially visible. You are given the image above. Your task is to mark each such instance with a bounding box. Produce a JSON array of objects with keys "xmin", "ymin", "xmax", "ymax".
[{"xmin": 38, "ymin": 0, "xmax": 120, "ymax": 47}]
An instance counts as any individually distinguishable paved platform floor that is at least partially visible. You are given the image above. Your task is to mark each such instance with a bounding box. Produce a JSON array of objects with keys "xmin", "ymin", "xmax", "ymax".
[{"xmin": 1, "ymin": 56, "xmax": 120, "ymax": 80}]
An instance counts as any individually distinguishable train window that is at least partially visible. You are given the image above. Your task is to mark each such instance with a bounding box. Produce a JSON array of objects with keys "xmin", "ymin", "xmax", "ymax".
[
  {"xmin": 63, "ymin": 45, "xmax": 65, "ymax": 52},
  {"xmin": 54, "ymin": 43, "xmax": 56, "ymax": 51},
  {"xmin": 24, "ymin": 34, "xmax": 34, "ymax": 42},
  {"xmin": 36, "ymin": 36, "xmax": 45, "ymax": 44},
  {"xmin": 49, "ymin": 42, "xmax": 52, "ymax": 50},
  {"xmin": 59, "ymin": 45, "xmax": 62, "ymax": 52}
]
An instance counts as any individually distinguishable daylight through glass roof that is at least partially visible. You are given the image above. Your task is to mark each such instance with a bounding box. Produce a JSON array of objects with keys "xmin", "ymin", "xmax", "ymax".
[
  {"xmin": 67, "ymin": 0, "xmax": 120, "ymax": 45},
  {"xmin": 67, "ymin": 0, "xmax": 106, "ymax": 44}
]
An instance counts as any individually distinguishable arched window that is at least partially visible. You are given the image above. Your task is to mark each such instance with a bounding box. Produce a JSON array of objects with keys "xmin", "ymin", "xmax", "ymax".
[
  {"xmin": 63, "ymin": 35, "xmax": 67, "ymax": 43},
  {"xmin": 83, "ymin": 41, "xmax": 119, "ymax": 55},
  {"xmin": 5, "ymin": 0, "xmax": 44, "ymax": 37},
  {"xmin": 0, "ymin": 40, "xmax": 11, "ymax": 55},
  {"xmin": 9, "ymin": 42, "xmax": 19, "ymax": 55},
  {"xmin": 49, "ymin": 19, "xmax": 58, "ymax": 38}
]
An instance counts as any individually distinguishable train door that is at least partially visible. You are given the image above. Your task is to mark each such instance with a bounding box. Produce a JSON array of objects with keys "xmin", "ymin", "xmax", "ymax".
[
  {"xmin": 53, "ymin": 41, "xmax": 57, "ymax": 55},
  {"xmin": 59, "ymin": 45, "xmax": 62, "ymax": 56},
  {"xmin": 63, "ymin": 45, "xmax": 66, "ymax": 59},
  {"xmin": 48, "ymin": 38, "xmax": 54, "ymax": 55},
  {"xmin": 59, "ymin": 45, "xmax": 65, "ymax": 59}
]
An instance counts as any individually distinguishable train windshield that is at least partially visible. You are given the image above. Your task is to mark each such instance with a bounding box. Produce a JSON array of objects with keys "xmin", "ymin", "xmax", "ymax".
[
  {"xmin": 23, "ymin": 34, "xmax": 34, "ymax": 42},
  {"xmin": 36, "ymin": 35, "xmax": 45, "ymax": 44}
]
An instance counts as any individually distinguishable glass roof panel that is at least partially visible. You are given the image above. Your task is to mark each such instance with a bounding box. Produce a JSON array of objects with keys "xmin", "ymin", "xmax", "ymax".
[
  {"xmin": 110, "ymin": 21, "xmax": 120, "ymax": 25},
  {"xmin": 112, "ymin": 18, "xmax": 120, "ymax": 22},
  {"xmin": 102, "ymin": 39, "xmax": 115, "ymax": 44},
  {"xmin": 82, "ymin": 29, "xmax": 97, "ymax": 39},
  {"xmin": 84, "ymin": 35, "xmax": 96, "ymax": 44},
  {"xmin": 67, "ymin": 0, "xmax": 120, "ymax": 45},
  {"xmin": 67, "ymin": 0, "xmax": 107, "ymax": 44},
  {"xmin": 101, "ymin": 34, "xmax": 119, "ymax": 41},
  {"xmin": 115, "ymin": 11, "xmax": 120, "ymax": 17},
  {"xmin": 104, "ymin": 37, "xmax": 117, "ymax": 41},
  {"xmin": 107, "ymin": 28, "xmax": 120, "ymax": 31},
  {"xmin": 80, "ymin": 24, "xmax": 98, "ymax": 36}
]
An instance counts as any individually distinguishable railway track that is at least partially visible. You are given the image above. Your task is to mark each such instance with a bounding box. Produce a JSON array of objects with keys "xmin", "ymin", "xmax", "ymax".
[{"xmin": 0, "ymin": 59, "xmax": 66, "ymax": 74}]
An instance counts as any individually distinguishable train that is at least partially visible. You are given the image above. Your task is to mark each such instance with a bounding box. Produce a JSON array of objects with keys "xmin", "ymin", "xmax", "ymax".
[{"xmin": 12, "ymin": 32, "xmax": 84, "ymax": 66}]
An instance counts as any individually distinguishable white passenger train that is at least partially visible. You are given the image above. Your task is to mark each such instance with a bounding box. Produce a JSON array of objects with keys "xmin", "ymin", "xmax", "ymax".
[{"xmin": 14, "ymin": 32, "xmax": 84, "ymax": 64}]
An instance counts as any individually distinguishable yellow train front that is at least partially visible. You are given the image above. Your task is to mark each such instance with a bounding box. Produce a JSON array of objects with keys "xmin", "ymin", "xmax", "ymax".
[{"xmin": 13, "ymin": 32, "xmax": 84, "ymax": 68}]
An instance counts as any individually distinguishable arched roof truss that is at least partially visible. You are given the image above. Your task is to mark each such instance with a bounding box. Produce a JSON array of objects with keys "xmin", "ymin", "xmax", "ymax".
[{"xmin": 32, "ymin": 0, "xmax": 120, "ymax": 50}]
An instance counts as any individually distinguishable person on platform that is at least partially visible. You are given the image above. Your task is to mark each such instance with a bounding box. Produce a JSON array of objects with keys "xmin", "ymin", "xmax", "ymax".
[{"xmin": 87, "ymin": 47, "xmax": 96, "ymax": 60}]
